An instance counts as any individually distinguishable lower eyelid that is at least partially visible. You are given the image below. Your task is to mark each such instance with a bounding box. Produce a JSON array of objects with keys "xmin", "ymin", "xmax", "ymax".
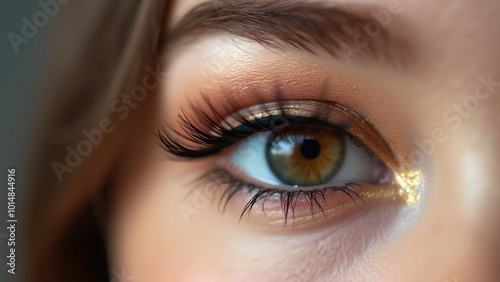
[
  {"xmin": 222, "ymin": 100, "xmax": 398, "ymax": 167},
  {"xmin": 194, "ymin": 168, "xmax": 401, "ymax": 228}
]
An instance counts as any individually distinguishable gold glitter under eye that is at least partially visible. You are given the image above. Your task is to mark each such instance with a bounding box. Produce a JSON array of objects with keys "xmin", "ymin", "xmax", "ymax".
[{"xmin": 266, "ymin": 128, "xmax": 345, "ymax": 186}]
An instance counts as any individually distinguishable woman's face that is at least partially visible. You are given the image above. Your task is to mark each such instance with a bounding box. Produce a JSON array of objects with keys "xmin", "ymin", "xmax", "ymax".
[{"xmin": 108, "ymin": 0, "xmax": 500, "ymax": 281}]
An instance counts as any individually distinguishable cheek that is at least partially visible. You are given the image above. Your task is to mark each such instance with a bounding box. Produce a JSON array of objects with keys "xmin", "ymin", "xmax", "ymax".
[{"xmin": 107, "ymin": 154, "xmax": 414, "ymax": 281}]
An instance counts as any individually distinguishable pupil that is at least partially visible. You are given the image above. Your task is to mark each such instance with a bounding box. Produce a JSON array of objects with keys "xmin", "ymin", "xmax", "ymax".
[{"xmin": 300, "ymin": 139, "xmax": 321, "ymax": 159}]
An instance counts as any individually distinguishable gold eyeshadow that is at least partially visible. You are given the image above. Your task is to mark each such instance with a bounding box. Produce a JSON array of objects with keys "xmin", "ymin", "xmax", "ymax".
[{"xmin": 223, "ymin": 100, "xmax": 399, "ymax": 168}]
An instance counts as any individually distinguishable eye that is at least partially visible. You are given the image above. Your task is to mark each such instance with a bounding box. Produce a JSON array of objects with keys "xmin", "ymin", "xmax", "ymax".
[
  {"xmin": 158, "ymin": 99, "xmax": 405, "ymax": 226},
  {"xmin": 232, "ymin": 126, "xmax": 381, "ymax": 187}
]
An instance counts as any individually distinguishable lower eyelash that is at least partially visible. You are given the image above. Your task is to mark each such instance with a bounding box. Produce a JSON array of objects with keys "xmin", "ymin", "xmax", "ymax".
[{"xmin": 195, "ymin": 169, "xmax": 365, "ymax": 224}]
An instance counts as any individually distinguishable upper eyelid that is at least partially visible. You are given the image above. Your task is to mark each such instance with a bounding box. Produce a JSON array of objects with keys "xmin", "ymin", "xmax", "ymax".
[{"xmin": 218, "ymin": 100, "xmax": 396, "ymax": 163}]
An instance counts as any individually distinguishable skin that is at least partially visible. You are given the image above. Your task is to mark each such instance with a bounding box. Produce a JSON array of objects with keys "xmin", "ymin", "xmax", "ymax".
[{"xmin": 107, "ymin": 0, "xmax": 500, "ymax": 281}]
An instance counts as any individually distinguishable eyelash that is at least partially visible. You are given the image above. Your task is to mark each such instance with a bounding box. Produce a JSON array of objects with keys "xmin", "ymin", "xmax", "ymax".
[
  {"xmin": 157, "ymin": 97, "xmax": 372, "ymax": 222},
  {"xmin": 195, "ymin": 169, "xmax": 364, "ymax": 223}
]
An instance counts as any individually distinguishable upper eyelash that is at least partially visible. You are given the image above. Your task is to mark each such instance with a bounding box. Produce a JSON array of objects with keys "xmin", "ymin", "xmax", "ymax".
[
  {"xmin": 196, "ymin": 169, "xmax": 364, "ymax": 224},
  {"xmin": 157, "ymin": 113, "xmax": 289, "ymax": 158},
  {"xmin": 157, "ymin": 96, "xmax": 293, "ymax": 158},
  {"xmin": 157, "ymin": 113, "xmax": 373, "ymax": 161},
  {"xmin": 157, "ymin": 95, "xmax": 357, "ymax": 159}
]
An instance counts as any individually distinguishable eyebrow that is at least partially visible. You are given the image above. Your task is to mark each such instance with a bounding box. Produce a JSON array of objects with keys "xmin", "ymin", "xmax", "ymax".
[{"xmin": 163, "ymin": 0, "xmax": 413, "ymax": 70}]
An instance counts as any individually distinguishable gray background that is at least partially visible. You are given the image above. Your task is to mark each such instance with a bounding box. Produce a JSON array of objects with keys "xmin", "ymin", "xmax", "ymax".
[{"xmin": 1, "ymin": 1, "xmax": 48, "ymax": 281}]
